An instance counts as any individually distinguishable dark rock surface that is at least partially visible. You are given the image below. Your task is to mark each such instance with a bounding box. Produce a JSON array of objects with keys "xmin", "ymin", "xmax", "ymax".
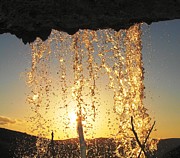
[{"xmin": 1, "ymin": 0, "xmax": 180, "ymax": 43}]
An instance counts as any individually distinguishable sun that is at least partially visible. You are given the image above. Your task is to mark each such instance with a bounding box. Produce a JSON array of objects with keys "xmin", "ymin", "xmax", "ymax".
[{"xmin": 68, "ymin": 111, "xmax": 77, "ymax": 125}]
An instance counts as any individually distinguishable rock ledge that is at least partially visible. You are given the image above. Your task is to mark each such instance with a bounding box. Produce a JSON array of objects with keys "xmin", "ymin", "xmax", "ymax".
[{"xmin": 1, "ymin": 0, "xmax": 180, "ymax": 43}]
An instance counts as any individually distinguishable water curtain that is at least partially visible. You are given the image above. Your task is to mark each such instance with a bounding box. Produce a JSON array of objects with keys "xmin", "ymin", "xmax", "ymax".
[{"xmin": 27, "ymin": 24, "xmax": 157, "ymax": 157}]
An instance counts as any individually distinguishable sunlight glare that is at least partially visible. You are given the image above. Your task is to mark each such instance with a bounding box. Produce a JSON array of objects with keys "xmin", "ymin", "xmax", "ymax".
[{"xmin": 69, "ymin": 111, "xmax": 77, "ymax": 125}]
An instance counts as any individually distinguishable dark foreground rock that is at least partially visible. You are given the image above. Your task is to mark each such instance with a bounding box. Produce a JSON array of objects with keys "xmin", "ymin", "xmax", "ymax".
[
  {"xmin": 1, "ymin": 128, "xmax": 180, "ymax": 157},
  {"xmin": 0, "ymin": 128, "xmax": 118, "ymax": 157},
  {"xmin": 0, "ymin": 0, "xmax": 180, "ymax": 43},
  {"xmin": 162, "ymin": 145, "xmax": 180, "ymax": 158},
  {"xmin": 154, "ymin": 138, "xmax": 180, "ymax": 158}
]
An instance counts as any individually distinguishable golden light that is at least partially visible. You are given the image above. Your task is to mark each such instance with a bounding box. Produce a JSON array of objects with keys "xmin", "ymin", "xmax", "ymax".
[{"xmin": 68, "ymin": 111, "xmax": 77, "ymax": 125}]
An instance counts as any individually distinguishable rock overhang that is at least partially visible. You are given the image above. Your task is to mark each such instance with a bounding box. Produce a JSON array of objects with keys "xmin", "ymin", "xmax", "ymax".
[{"xmin": 0, "ymin": 0, "xmax": 180, "ymax": 44}]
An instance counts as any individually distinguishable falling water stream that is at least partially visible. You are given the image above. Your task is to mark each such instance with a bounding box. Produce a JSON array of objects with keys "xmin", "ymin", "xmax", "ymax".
[{"xmin": 26, "ymin": 24, "xmax": 158, "ymax": 157}]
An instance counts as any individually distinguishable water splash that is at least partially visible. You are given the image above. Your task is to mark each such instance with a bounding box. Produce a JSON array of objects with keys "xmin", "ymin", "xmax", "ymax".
[{"xmin": 26, "ymin": 24, "xmax": 158, "ymax": 157}]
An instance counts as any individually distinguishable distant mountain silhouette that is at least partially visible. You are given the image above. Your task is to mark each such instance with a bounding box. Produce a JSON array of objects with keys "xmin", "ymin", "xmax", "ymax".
[{"xmin": 0, "ymin": 128, "xmax": 180, "ymax": 157}]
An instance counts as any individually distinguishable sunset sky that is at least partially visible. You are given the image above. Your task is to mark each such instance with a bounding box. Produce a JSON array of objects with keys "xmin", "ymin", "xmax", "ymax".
[{"xmin": 0, "ymin": 20, "xmax": 180, "ymax": 139}]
